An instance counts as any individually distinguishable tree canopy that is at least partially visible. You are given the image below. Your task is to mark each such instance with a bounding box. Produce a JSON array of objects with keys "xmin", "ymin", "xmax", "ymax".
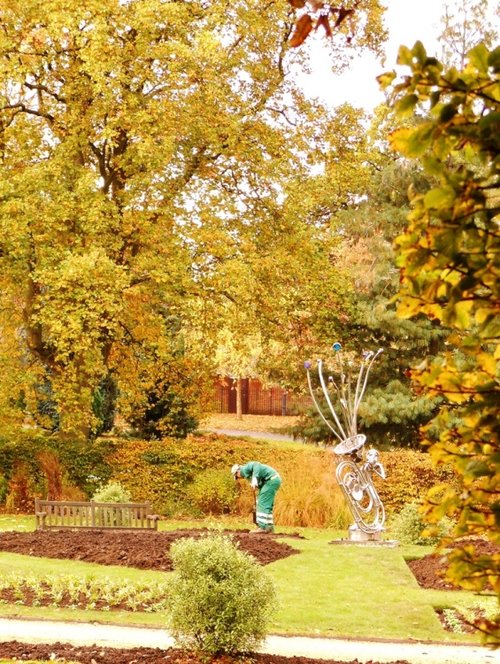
[{"xmin": 0, "ymin": 0, "xmax": 386, "ymax": 437}]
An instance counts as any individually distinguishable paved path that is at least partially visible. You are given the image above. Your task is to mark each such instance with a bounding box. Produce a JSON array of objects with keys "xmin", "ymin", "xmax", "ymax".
[
  {"xmin": 205, "ymin": 427, "xmax": 301, "ymax": 442},
  {"xmin": 0, "ymin": 617, "xmax": 498, "ymax": 664}
]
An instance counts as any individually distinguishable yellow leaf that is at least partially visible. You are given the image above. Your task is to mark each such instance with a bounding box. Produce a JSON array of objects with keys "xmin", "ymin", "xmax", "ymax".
[{"xmin": 453, "ymin": 300, "xmax": 473, "ymax": 329}]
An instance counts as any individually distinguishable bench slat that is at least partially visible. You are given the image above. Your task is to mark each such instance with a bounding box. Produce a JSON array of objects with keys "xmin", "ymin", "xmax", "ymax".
[{"xmin": 34, "ymin": 499, "xmax": 158, "ymax": 531}]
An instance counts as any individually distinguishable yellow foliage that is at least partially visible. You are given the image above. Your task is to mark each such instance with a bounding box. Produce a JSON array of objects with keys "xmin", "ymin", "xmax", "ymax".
[{"xmin": 103, "ymin": 435, "xmax": 457, "ymax": 528}]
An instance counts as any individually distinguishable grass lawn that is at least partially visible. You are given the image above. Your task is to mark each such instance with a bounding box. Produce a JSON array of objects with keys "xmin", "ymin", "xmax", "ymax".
[{"xmin": 0, "ymin": 515, "xmax": 494, "ymax": 645}]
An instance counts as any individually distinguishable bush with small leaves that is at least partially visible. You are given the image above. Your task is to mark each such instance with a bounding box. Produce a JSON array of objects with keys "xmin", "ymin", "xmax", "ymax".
[
  {"xmin": 169, "ymin": 532, "xmax": 276, "ymax": 656},
  {"xmin": 186, "ymin": 468, "xmax": 238, "ymax": 515},
  {"xmin": 92, "ymin": 481, "xmax": 131, "ymax": 503},
  {"xmin": 391, "ymin": 502, "xmax": 453, "ymax": 545}
]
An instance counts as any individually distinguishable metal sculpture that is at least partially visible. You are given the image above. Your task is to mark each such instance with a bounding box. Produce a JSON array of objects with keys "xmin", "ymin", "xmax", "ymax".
[{"xmin": 305, "ymin": 344, "xmax": 387, "ymax": 537}]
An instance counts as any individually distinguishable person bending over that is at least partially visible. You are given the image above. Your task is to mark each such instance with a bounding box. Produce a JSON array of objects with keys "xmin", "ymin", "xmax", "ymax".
[{"xmin": 231, "ymin": 461, "xmax": 281, "ymax": 533}]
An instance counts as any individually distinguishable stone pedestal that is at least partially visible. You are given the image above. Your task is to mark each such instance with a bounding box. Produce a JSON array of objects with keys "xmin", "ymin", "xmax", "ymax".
[
  {"xmin": 348, "ymin": 524, "xmax": 382, "ymax": 542},
  {"xmin": 329, "ymin": 524, "xmax": 399, "ymax": 547}
]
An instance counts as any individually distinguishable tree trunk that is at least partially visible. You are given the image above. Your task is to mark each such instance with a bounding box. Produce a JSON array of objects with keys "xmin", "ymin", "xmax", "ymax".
[{"xmin": 236, "ymin": 377, "xmax": 243, "ymax": 421}]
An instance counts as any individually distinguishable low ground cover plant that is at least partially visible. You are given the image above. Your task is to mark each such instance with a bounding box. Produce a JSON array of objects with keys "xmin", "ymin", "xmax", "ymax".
[{"xmin": 0, "ymin": 572, "xmax": 170, "ymax": 613}]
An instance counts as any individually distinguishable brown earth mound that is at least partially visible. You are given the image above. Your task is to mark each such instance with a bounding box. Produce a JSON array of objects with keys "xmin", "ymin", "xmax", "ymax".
[
  {"xmin": 0, "ymin": 528, "xmax": 299, "ymax": 571},
  {"xmin": 407, "ymin": 538, "xmax": 499, "ymax": 591}
]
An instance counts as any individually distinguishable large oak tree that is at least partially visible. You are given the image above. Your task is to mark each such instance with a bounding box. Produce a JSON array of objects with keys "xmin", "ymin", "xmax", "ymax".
[{"xmin": 0, "ymin": 0, "xmax": 385, "ymax": 437}]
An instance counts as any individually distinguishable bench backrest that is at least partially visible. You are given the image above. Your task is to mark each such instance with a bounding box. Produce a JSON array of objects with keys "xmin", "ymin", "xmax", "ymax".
[{"xmin": 35, "ymin": 499, "xmax": 158, "ymax": 530}]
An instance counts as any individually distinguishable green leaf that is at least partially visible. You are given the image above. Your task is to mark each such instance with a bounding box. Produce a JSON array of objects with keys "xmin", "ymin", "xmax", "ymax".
[
  {"xmin": 439, "ymin": 104, "xmax": 457, "ymax": 123},
  {"xmin": 421, "ymin": 155, "xmax": 443, "ymax": 177},
  {"xmin": 487, "ymin": 46, "xmax": 500, "ymax": 73},
  {"xmin": 411, "ymin": 41, "xmax": 427, "ymax": 66},
  {"xmin": 423, "ymin": 187, "xmax": 456, "ymax": 210},
  {"xmin": 396, "ymin": 45, "xmax": 414, "ymax": 66},
  {"xmin": 394, "ymin": 94, "xmax": 419, "ymax": 117},
  {"xmin": 390, "ymin": 127, "xmax": 430, "ymax": 158},
  {"xmin": 465, "ymin": 460, "xmax": 491, "ymax": 478},
  {"xmin": 430, "ymin": 90, "xmax": 441, "ymax": 108},
  {"xmin": 377, "ymin": 71, "xmax": 396, "ymax": 89},
  {"xmin": 467, "ymin": 44, "xmax": 490, "ymax": 75}
]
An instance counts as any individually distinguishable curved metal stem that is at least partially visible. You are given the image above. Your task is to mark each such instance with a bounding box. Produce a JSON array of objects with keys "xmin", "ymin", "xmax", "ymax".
[
  {"xmin": 317, "ymin": 360, "xmax": 347, "ymax": 440},
  {"xmin": 306, "ymin": 367, "xmax": 343, "ymax": 441}
]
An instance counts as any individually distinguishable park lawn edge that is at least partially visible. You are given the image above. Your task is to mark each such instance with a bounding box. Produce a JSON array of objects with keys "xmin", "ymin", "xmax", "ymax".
[{"xmin": 0, "ymin": 526, "xmax": 491, "ymax": 645}]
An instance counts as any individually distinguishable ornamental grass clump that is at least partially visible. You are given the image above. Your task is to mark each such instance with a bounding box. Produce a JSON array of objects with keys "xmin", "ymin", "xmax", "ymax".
[{"xmin": 169, "ymin": 532, "xmax": 276, "ymax": 656}]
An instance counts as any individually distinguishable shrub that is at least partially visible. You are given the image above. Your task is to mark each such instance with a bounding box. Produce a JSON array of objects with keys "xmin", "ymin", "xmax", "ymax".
[
  {"xmin": 0, "ymin": 474, "xmax": 8, "ymax": 503},
  {"xmin": 169, "ymin": 532, "xmax": 276, "ymax": 656},
  {"xmin": 92, "ymin": 481, "xmax": 131, "ymax": 503},
  {"xmin": 271, "ymin": 452, "xmax": 351, "ymax": 529},
  {"xmin": 99, "ymin": 434, "xmax": 458, "ymax": 525},
  {"xmin": 52, "ymin": 436, "xmax": 115, "ymax": 499},
  {"xmin": 5, "ymin": 462, "xmax": 34, "ymax": 512},
  {"xmin": 186, "ymin": 469, "xmax": 238, "ymax": 515},
  {"xmin": 377, "ymin": 449, "xmax": 457, "ymax": 514},
  {"xmin": 0, "ymin": 430, "xmax": 48, "ymax": 498},
  {"xmin": 128, "ymin": 378, "xmax": 199, "ymax": 440},
  {"xmin": 390, "ymin": 502, "xmax": 453, "ymax": 545},
  {"xmin": 37, "ymin": 450, "xmax": 63, "ymax": 500}
]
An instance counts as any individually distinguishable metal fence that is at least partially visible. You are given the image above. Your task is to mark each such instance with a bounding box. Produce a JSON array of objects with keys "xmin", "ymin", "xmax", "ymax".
[{"xmin": 209, "ymin": 377, "xmax": 312, "ymax": 416}]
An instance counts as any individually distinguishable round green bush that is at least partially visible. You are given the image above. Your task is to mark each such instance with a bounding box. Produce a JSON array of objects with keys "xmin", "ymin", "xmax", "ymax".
[
  {"xmin": 168, "ymin": 532, "xmax": 276, "ymax": 656},
  {"xmin": 92, "ymin": 481, "xmax": 131, "ymax": 503},
  {"xmin": 390, "ymin": 501, "xmax": 453, "ymax": 545}
]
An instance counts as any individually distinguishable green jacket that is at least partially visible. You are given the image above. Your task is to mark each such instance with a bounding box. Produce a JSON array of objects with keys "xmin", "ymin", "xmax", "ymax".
[{"xmin": 239, "ymin": 461, "xmax": 280, "ymax": 489}]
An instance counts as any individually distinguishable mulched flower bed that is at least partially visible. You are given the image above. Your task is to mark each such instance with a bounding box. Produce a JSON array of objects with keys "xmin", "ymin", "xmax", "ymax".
[{"xmin": 0, "ymin": 640, "xmax": 410, "ymax": 664}]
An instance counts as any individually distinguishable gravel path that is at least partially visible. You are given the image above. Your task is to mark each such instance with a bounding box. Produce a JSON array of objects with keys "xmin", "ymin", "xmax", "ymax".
[{"xmin": 0, "ymin": 618, "xmax": 498, "ymax": 664}]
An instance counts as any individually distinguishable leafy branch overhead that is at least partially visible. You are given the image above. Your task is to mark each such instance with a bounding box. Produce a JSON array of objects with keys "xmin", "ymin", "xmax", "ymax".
[
  {"xmin": 380, "ymin": 41, "xmax": 499, "ymax": 645},
  {"xmin": 288, "ymin": 0, "xmax": 361, "ymax": 47}
]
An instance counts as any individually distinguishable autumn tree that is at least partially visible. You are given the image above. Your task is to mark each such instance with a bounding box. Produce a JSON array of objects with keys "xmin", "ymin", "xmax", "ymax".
[
  {"xmin": 283, "ymin": 101, "xmax": 448, "ymax": 446},
  {"xmin": 380, "ymin": 42, "xmax": 499, "ymax": 643},
  {"xmin": 329, "ymin": 146, "xmax": 446, "ymax": 446},
  {"xmin": 0, "ymin": 0, "xmax": 386, "ymax": 439},
  {"xmin": 291, "ymin": 0, "xmax": 497, "ymax": 449},
  {"xmin": 438, "ymin": 0, "xmax": 498, "ymax": 68}
]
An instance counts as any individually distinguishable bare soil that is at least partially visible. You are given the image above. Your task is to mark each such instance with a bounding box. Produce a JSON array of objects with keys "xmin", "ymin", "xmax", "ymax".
[
  {"xmin": 407, "ymin": 538, "xmax": 498, "ymax": 592},
  {"xmin": 0, "ymin": 528, "xmax": 300, "ymax": 572},
  {"xmin": 0, "ymin": 528, "xmax": 494, "ymax": 664},
  {"xmin": 0, "ymin": 641, "xmax": 409, "ymax": 664}
]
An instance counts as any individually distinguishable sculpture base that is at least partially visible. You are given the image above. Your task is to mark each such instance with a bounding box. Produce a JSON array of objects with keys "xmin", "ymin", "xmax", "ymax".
[
  {"xmin": 348, "ymin": 525, "xmax": 381, "ymax": 542},
  {"xmin": 330, "ymin": 525, "xmax": 399, "ymax": 547}
]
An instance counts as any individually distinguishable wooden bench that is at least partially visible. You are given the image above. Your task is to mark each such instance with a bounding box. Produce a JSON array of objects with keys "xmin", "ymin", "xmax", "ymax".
[{"xmin": 34, "ymin": 499, "xmax": 160, "ymax": 531}]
